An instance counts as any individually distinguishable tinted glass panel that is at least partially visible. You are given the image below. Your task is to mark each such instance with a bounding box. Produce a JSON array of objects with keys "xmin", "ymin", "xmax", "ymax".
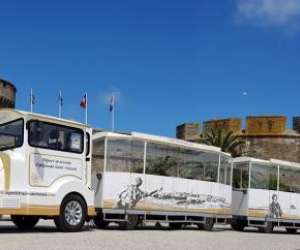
[
  {"xmin": 232, "ymin": 163, "xmax": 249, "ymax": 189},
  {"xmin": 106, "ymin": 139, "xmax": 144, "ymax": 173},
  {"xmin": 0, "ymin": 119, "xmax": 23, "ymax": 151},
  {"xmin": 251, "ymin": 164, "xmax": 277, "ymax": 190},
  {"xmin": 146, "ymin": 143, "xmax": 181, "ymax": 177},
  {"xmin": 146, "ymin": 143, "xmax": 219, "ymax": 182},
  {"xmin": 29, "ymin": 121, "xmax": 83, "ymax": 153},
  {"xmin": 219, "ymin": 156, "xmax": 231, "ymax": 185},
  {"xmin": 92, "ymin": 139, "xmax": 105, "ymax": 173},
  {"xmin": 279, "ymin": 165, "xmax": 300, "ymax": 193}
]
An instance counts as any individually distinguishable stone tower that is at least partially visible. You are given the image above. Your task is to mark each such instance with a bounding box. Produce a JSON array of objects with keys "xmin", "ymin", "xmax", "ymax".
[{"xmin": 0, "ymin": 79, "xmax": 17, "ymax": 108}]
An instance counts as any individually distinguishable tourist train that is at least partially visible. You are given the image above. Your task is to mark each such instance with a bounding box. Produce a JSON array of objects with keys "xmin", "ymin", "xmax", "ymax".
[{"xmin": 0, "ymin": 109, "xmax": 298, "ymax": 233}]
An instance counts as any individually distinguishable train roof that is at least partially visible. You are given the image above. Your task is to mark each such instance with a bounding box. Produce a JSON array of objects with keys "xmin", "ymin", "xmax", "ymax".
[
  {"xmin": 93, "ymin": 131, "xmax": 230, "ymax": 155},
  {"xmin": 233, "ymin": 157, "xmax": 300, "ymax": 169},
  {"xmin": 0, "ymin": 109, "xmax": 89, "ymax": 129}
]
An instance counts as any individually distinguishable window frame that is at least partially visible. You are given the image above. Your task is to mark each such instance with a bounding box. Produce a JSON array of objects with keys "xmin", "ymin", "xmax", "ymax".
[
  {"xmin": 0, "ymin": 118, "xmax": 24, "ymax": 151},
  {"xmin": 86, "ymin": 132, "xmax": 90, "ymax": 156},
  {"xmin": 27, "ymin": 119, "xmax": 84, "ymax": 154}
]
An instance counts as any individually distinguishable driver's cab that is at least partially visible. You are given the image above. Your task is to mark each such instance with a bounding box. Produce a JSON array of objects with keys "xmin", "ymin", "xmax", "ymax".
[{"xmin": 0, "ymin": 109, "xmax": 94, "ymax": 231}]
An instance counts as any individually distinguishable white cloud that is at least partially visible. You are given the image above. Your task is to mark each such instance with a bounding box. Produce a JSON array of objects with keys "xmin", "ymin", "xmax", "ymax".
[{"xmin": 236, "ymin": 0, "xmax": 300, "ymax": 32}]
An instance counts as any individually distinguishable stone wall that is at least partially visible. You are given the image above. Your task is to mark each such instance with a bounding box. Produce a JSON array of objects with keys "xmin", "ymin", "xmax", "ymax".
[
  {"xmin": 246, "ymin": 116, "xmax": 286, "ymax": 135},
  {"xmin": 203, "ymin": 118, "xmax": 241, "ymax": 134},
  {"xmin": 176, "ymin": 123, "xmax": 200, "ymax": 141},
  {"xmin": 239, "ymin": 135, "xmax": 300, "ymax": 163}
]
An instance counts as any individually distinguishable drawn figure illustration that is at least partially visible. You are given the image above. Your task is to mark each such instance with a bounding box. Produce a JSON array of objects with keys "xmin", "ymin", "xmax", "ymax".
[
  {"xmin": 117, "ymin": 177, "xmax": 162, "ymax": 209},
  {"xmin": 268, "ymin": 194, "xmax": 282, "ymax": 218}
]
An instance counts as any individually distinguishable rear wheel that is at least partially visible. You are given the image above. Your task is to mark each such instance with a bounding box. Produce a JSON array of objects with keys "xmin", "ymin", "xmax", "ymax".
[
  {"xmin": 169, "ymin": 223, "xmax": 183, "ymax": 230},
  {"xmin": 258, "ymin": 221, "xmax": 274, "ymax": 233},
  {"xmin": 231, "ymin": 219, "xmax": 246, "ymax": 231},
  {"xmin": 93, "ymin": 213, "xmax": 109, "ymax": 229},
  {"xmin": 119, "ymin": 215, "xmax": 140, "ymax": 230},
  {"xmin": 286, "ymin": 228, "xmax": 297, "ymax": 234},
  {"xmin": 11, "ymin": 215, "xmax": 39, "ymax": 230},
  {"xmin": 54, "ymin": 194, "xmax": 87, "ymax": 232},
  {"xmin": 198, "ymin": 218, "xmax": 215, "ymax": 231}
]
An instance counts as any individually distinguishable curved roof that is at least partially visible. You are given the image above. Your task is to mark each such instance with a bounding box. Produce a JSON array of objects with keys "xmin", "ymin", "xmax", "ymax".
[
  {"xmin": 0, "ymin": 109, "xmax": 88, "ymax": 128},
  {"xmin": 93, "ymin": 131, "xmax": 229, "ymax": 155}
]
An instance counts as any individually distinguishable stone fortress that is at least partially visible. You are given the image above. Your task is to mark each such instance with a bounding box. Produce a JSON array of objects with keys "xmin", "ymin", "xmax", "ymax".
[
  {"xmin": 177, "ymin": 116, "xmax": 300, "ymax": 163},
  {"xmin": 0, "ymin": 78, "xmax": 17, "ymax": 109}
]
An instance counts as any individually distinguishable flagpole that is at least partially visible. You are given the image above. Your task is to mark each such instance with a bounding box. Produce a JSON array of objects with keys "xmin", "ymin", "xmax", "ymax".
[
  {"xmin": 112, "ymin": 93, "xmax": 115, "ymax": 132},
  {"xmin": 30, "ymin": 88, "xmax": 33, "ymax": 113},
  {"xmin": 85, "ymin": 92, "xmax": 88, "ymax": 125},
  {"xmin": 58, "ymin": 90, "xmax": 61, "ymax": 118}
]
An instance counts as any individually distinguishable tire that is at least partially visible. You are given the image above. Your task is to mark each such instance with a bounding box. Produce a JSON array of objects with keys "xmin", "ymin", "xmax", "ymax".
[
  {"xmin": 119, "ymin": 215, "xmax": 140, "ymax": 230},
  {"xmin": 93, "ymin": 213, "xmax": 109, "ymax": 229},
  {"xmin": 169, "ymin": 223, "xmax": 182, "ymax": 230},
  {"xmin": 11, "ymin": 215, "xmax": 39, "ymax": 230},
  {"xmin": 231, "ymin": 220, "xmax": 246, "ymax": 231},
  {"xmin": 198, "ymin": 217, "xmax": 215, "ymax": 231},
  {"xmin": 258, "ymin": 221, "xmax": 274, "ymax": 233},
  {"xmin": 286, "ymin": 228, "xmax": 297, "ymax": 234},
  {"xmin": 54, "ymin": 194, "xmax": 87, "ymax": 232}
]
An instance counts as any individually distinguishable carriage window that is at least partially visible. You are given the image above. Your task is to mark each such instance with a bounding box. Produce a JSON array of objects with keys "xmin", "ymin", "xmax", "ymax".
[
  {"xmin": 28, "ymin": 121, "xmax": 84, "ymax": 153},
  {"xmin": 92, "ymin": 139, "xmax": 105, "ymax": 173},
  {"xmin": 106, "ymin": 139, "xmax": 144, "ymax": 173},
  {"xmin": 232, "ymin": 163, "xmax": 249, "ymax": 189},
  {"xmin": 279, "ymin": 166, "xmax": 300, "ymax": 193},
  {"xmin": 146, "ymin": 143, "xmax": 180, "ymax": 177},
  {"xmin": 251, "ymin": 164, "xmax": 277, "ymax": 190},
  {"xmin": 179, "ymin": 149, "xmax": 219, "ymax": 182},
  {"xmin": 0, "ymin": 119, "xmax": 24, "ymax": 151},
  {"xmin": 219, "ymin": 156, "xmax": 231, "ymax": 185}
]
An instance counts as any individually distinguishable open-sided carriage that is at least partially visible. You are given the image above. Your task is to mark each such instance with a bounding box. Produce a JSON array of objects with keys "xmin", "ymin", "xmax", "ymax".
[
  {"xmin": 92, "ymin": 131, "xmax": 233, "ymax": 230},
  {"xmin": 231, "ymin": 157, "xmax": 300, "ymax": 233}
]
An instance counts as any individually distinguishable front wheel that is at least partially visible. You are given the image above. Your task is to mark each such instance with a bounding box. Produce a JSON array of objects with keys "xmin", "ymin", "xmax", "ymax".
[
  {"xmin": 54, "ymin": 194, "xmax": 87, "ymax": 232},
  {"xmin": 11, "ymin": 215, "xmax": 39, "ymax": 230}
]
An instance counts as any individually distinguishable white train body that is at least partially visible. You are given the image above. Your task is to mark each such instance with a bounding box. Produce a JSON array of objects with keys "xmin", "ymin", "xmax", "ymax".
[
  {"xmin": 232, "ymin": 157, "xmax": 300, "ymax": 231},
  {"xmin": 92, "ymin": 132, "xmax": 232, "ymax": 225}
]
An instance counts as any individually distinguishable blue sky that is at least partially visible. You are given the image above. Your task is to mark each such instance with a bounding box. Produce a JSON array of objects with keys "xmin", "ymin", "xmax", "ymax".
[{"xmin": 0, "ymin": 0, "xmax": 300, "ymax": 136}]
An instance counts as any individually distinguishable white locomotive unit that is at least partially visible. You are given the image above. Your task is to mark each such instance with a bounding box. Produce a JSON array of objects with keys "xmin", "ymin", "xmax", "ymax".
[{"xmin": 0, "ymin": 109, "xmax": 95, "ymax": 231}]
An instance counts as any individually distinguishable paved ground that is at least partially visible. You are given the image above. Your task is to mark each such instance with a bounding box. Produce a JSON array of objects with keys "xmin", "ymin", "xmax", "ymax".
[{"xmin": 0, "ymin": 220, "xmax": 299, "ymax": 250}]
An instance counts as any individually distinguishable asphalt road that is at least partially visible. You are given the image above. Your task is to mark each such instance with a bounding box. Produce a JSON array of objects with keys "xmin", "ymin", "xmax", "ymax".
[{"xmin": 0, "ymin": 220, "xmax": 299, "ymax": 250}]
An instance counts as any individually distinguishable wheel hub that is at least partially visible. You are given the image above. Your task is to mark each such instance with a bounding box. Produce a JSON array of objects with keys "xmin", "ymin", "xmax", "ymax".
[{"xmin": 64, "ymin": 200, "xmax": 83, "ymax": 226}]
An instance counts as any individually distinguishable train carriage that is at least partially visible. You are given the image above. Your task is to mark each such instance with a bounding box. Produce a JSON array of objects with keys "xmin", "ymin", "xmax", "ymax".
[
  {"xmin": 92, "ymin": 131, "xmax": 233, "ymax": 230},
  {"xmin": 231, "ymin": 157, "xmax": 300, "ymax": 233}
]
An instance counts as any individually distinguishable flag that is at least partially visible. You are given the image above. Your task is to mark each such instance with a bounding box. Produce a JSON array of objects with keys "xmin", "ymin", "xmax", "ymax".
[
  {"xmin": 30, "ymin": 90, "xmax": 36, "ymax": 105},
  {"xmin": 57, "ymin": 90, "xmax": 63, "ymax": 107},
  {"xmin": 80, "ymin": 93, "xmax": 87, "ymax": 109},
  {"xmin": 109, "ymin": 94, "xmax": 114, "ymax": 112}
]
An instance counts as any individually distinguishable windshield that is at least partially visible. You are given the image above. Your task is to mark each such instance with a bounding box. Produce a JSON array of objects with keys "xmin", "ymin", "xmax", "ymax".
[{"xmin": 0, "ymin": 119, "xmax": 24, "ymax": 151}]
